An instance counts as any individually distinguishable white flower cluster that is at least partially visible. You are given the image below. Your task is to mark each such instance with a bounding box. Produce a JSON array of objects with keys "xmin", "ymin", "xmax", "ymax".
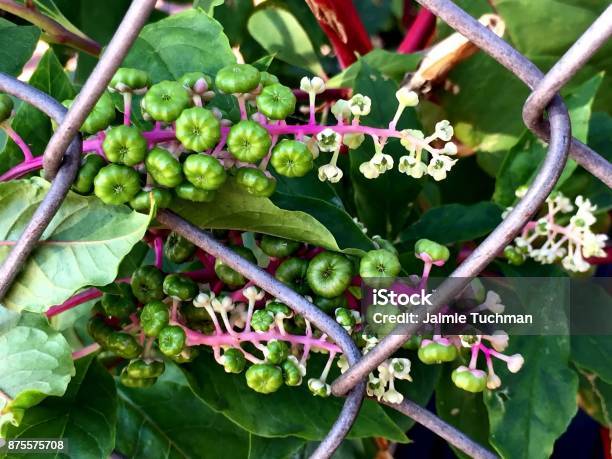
[{"xmin": 506, "ymin": 190, "xmax": 607, "ymax": 272}]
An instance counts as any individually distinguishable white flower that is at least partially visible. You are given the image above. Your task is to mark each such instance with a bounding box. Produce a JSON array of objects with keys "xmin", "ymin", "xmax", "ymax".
[
  {"xmin": 229, "ymin": 303, "xmax": 247, "ymax": 329},
  {"xmin": 562, "ymin": 251, "xmax": 590, "ymax": 272},
  {"xmin": 427, "ymin": 154, "xmax": 457, "ymax": 181},
  {"xmin": 483, "ymin": 291, "xmax": 505, "ymax": 314},
  {"xmin": 506, "ymin": 354, "xmax": 524, "ymax": 373},
  {"xmin": 304, "ymin": 136, "xmax": 319, "ymax": 159},
  {"xmin": 343, "ymin": 132, "xmax": 365, "ymax": 149},
  {"xmin": 377, "ymin": 361, "xmax": 392, "ymax": 383},
  {"xmin": 459, "ymin": 335, "xmax": 481, "ymax": 348},
  {"xmin": 487, "ymin": 373, "xmax": 502, "ymax": 389},
  {"xmin": 370, "ymin": 152, "xmax": 394, "ymax": 172},
  {"xmin": 316, "ymin": 128, "xmax": 341, "ymax": 152},
  {"xmin": 398, "ymin": 155, "xmax": 427, "ymax": 179},
  {"xmin": 288, "ymin": 355, "xmax": 307, "ymax": 376},
  {"xmin": 485, "ymin": 331, "xmax": 509, "ymax": 352},
  {"xmin": 212, "ymin": 295, "xmax": 234, "ymax": 313},
  {"xmin": 308, "ymin": 378, "xmax": 331, "ymax": 396},
  {"xmin": 243, "ymin": 286, "xmax": 265, "ymax": 302},
  {"xmin": 395, "ymin": 87, "xmax": 419, "ymax": 107},
  {"xmin": 337, "ymin": 355, "xmax": 349, "ymax": 373},
  {"xmin": 318, "ymin": 163, "xmax": 343, "ymax": 183},
  {"xmin": 390, "ymin": 358, "xmax": 412, "ymax": 381},
  {"xmin": 382, "ymin": 387, "xmax": 404, "ymax": 404},
  {"xmin": 300, "ymin": 76, "xmax": 325, "ymax": 94},
  {"xmin": 549, "ymin": 192, "xmax": 573, "ymax": 213},
  {"xmin": 194, "ymin": 291, "xmax": 214, "ymax": 308},
  {"xmin": 331, "ymin": 99, "xmax": 351, "ymax": 122},
  {"xmin": 435, "ymin": 120, "xmax": 454, "ymax": 141},
  {"xmin": 366, "ymin": 374, "xmax": 386, "ymax": 400},
  {"xmin": 581, "ymin": 231, "xmax": 607, "ymax": 258},
  {"xmin": 443, "ymin": 142, "xmax": 458, "ymax": 155},
  {"xmin": 515, "ymin": 186, "xmax": 528, "ymax": 198},
  {"xmin": 348, "ymin": 94, "xmax": 371, "ymax": 116},
  {"xmin": 400, "ymin": 129, "xmax": 425, "ymax": 153},
  {"xmin": 535, "ymin": 218, "xmax": 549, "ymax": 236}
]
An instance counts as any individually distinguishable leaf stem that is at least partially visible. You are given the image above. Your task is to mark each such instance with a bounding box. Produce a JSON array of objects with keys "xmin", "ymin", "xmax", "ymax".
[
  {"xmin": 1, "ymin": 124, "xmax": 33, "ymax": 161},
  {"xmin": 398, "ymin": 6, "xmax": 437, "ymax": 54},
  {"xmin": 0, "ymin": 0, "xmax": 101, "ymax": 56},
  {"xmin": 72, "ymin": 342, "xmax": 101, "ymax": 360}
]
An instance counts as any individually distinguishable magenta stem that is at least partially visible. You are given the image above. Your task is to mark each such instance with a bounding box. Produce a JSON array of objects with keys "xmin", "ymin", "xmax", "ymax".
[
  {"xmin": 398, "ymin": 6, "xmax": 436, "ymax": 53},
  {"xmin": 0, "ymin": 156, "xmax": 43, "ymax": 181},
  {"xmin": 123, "ymin": 92, "xmax": 132, "ymax": 125},
  {"xmin": 3, "ymin": 125, "xmax": 33, "ymax": 161},
  {"xmin": 154, "ymin": 236, "xmax": 163, "ymax": 269},
  {"xmin": 72, "ymin": 342, "xmax": 101, "ymax": 360}
]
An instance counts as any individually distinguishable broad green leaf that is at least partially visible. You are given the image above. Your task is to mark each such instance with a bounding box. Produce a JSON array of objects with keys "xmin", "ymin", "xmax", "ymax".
[
  {"xmin": 185, "ymin": 353, "xmax": 409, "ymax": 442},
  {"xmin": 122, "ymin": 9, "xmax": 235, "ymax": 83},
  {"xmin": 0, "ymin": 19, "xmax": 40, "ymax": 77},
  {"xmin": 247, "ymin": 6, "xmax": 324, "ymax": 76},
  {"xmin": 248, "ymin": 435, "xmax": 305, "ymax": 459},
  {"xmin": 572, "ymin": 336, "xmax": 612, "ymax": 384},
  {"xmin": 174, "ymin": 180, "xmax": 369, "ymax": 254},
  {"xmin": 298, "ymin": 439, "xmax": 376, "ymax": 459},
  {"xmin": 3, "ymin": 356, "xmax": 116, "ymax": 459},
  {"xmin": 116, "ymin": 362, "xmax": 249, "ymax": 459},
  {"xmin": 0, "ymin": 312, "xmax": 74, "ymax": 435},
  {"xmin": 0, "ymin": 178, "xmax": 150, "ymax": 312},
  {"xmin": 436, "ymin": 365, "xmax": 492, "ymax": 459},
  {"xmin": 195, "ymin": 0, "xmax": 224, "ymax": 15},
  {"xmin": 576, "ymin": 369, "xmax": 612, "ymax": 428},
  {"xmin": 328, "ymin": 50, "xmax": 421, "ymax": 88},
  {"xmin": 398, "ymin": 202, "xmax": 502, "ymax": 248},
  {"xmin": 0, "ymin": 49, "xmax": 75, "ymax": 175},
  {"xmin": 350, "ymin": 63, "xmax": 422, "ymax": 239},
  {"xmin": 484, "ymin": 336, "xmax": 578, "ymax": 459}
]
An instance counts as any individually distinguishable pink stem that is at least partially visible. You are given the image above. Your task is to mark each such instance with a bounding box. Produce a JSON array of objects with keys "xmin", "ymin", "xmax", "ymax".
[
  {"xmin": 398, "ymin": 7, "xmax": 436, "ymax": 53},
  {"xmin": 154, "ymin": 236, "xmax": 163, "ymax": 269},
  {"xmin": 3, "ymin": 125, "xmax": 33, "ymax": 161},
  {"xmin": 123, "ymin": 93, "xmax": 132, "ymax": 125},
  {"xmin": 0, "ymin": 156, "xmax": 43, "ymax": 181},
  {"xmin": 72, "ymin": 343, "xmax": 101, "ymax": 360},
  {"xmin": 469, "ymin": 344, "xmax": 479, "ymax": 369},
  {"xmin": 46, "ymin": 288, "xmax": 102, "ymax": 318}
]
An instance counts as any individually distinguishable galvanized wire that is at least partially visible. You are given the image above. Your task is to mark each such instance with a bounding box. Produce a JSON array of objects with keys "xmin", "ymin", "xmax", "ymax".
[
  {"xmin": 0, "ymin": 74, "xmax": 81, "ymax": 301},
  {"xmin": 0, "ymin": 0, "xmax": 610, "ymax": 457},
  {"xmin": 41, "ymin": 0, "xmax": 157, "ymax": 179}
]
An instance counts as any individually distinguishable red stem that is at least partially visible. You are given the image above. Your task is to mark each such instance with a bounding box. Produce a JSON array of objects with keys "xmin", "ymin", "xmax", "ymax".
[
  {"xmin": 305, "ymin": 0, "xmax": 373, "ymax": 68},
  {"xmin": 398, "ymin": 6, "xmax": 437, "ymax": 53}
]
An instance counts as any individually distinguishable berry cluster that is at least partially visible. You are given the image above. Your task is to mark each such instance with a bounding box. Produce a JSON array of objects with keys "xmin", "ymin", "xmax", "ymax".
[{"xmin": 503, "ymin": 188, "xmax": 608, "ymax": 272}]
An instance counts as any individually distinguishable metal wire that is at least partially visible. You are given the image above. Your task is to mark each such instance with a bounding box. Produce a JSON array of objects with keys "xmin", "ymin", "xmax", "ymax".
[
  {"xmin": 41, "ymin": 0, "xmax": 157, "ymax": 179},
  {"xmin": 0, "ymin": 73, "xmax": 81, "ymax": 301}
]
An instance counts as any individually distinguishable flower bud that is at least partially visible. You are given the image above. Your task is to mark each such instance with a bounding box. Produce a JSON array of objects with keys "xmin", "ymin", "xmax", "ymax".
[
  {"xmin": 506, "ymin": 354, "xmax": 524, "ymax": 373},
  {"xmin": 414, "ymin": 239, "xmax": 450, "ymax": 263},
  {"xmin": 343, "ymin": 132, "xmax": 365, "ymax": 149},
  {"xmin": 435, "ymin": 120, "xmax": 454, "ymax": 141},
  {"xmin": 300, "ymin": 76, "xmax": 325, "ymax": 94},
  {"xmin": 395, "ymin": 87, "xmax": 419, "ymax": 107}
]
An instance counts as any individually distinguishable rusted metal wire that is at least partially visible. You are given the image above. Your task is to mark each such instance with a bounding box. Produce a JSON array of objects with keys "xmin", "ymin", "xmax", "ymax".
[
  {"xmin": 156, "ymin": 210, "xmax": 365, "ymax": 459},
  {"xmin": 41, "ymin": 0, "xmax": 157, "ymax": 179},
  {"xmin": 0, "ymin": 73, "xmax": 81, "ymax": 301}
]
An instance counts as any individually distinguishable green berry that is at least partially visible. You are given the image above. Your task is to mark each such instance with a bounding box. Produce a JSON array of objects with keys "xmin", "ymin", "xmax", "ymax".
[
  {"xmin": 164, "ymin": 232, "xmax": 196, "ymax": 263},
  {"xmin": 120, "ymin": 369, "xmax": 157, "ymax": 388},
  {"xmin": 109, "ymin": 68, "xmax": 150, "ymax": 92},
  {"xmin": 452, "ymin": 366, "xmax": 487, "ymax": 393},
  {"xmin": 256, "ymin": 83, "xmax": 296, "ymax": 120},
  {"xmin": 260, "ymin": 235, "xmax": 300, "ymax": 258},
  {"xmin": 94, "ymin": 164, "xmax": 141, "ymax": 205},
  {"xmin": 175, "ymin": 107, "xmax": 221, "ymax": 151},
  {"xmin": 306, "ymin": 252, "xmax": 353, "ymax": 298},
  {"xmin": 179, "ymin": 72, "xmax": 212, "ymax": 93},
  {"xmin": 171, "ymin": 346, "xmax": 200, "ymax": 364},
  {"xmin": 282, "ymin": 358, "xmax": 302, "ymax": 386},
  {"xmin": 504, "ymin": 246, "xmax": 525, "ymax": 265},
  {"xmin": 101, "ymin": 292, "xmax": 135, "ymax": 319},
  {"xmin": 183, "ymin": 154, "xmax": 227, "ymax": 190},
  {"xmin": 265, "ymin": 339, "xmax": 289, "ymax": 364},
  {"xmin": 227, "ymin": 120, "xmax": 271, "ymax": 163},
  {"xmin": 270, "ymin": 139, "xmax": 313, "ymax": 177},
  {"xmin": 145, "ymin": 147, "xmax": 184, "ymax": 188},
  {"xmin": 174, "ymin": 181, "xmax": 216, "ymax": 202},
  {"xmin": 140, "ymin": 301, "xmax": 170, "ymax": 337},
  {"xmin": 158, "ymin": 325, "xmax": 186, "ymax": 356},
  {"xmin": 245, "ymin": 364, "xmax": 283, "ymax": 394},
  {"xmin": 221, "ymin": 348, "xmax": 246, "ymax": 374},
  {"xmin": 163, "ymin": 273, "xmax": 199, "ymax": 301},
  {"xmin": 415, "ymin": 239, "xmax": 450, "ymax": 263},
  {"xmin": 143, "ymin": 80, "xmax": 190, "ymax": 122},
  {"xmin": 250, "ymin": 310, "xmax": 274, "ymax": 332},
  {"xmin": 235, "ymin": 167, "xmax": 276, "ymax": 197},
  {"xmin": 87, "ymin": 315, "xmax": 113, "ymax": 346},
  {"xmin": 72, "ymin": 154, "xmax": 106, "ymax": 194},
  {"xmin": 126, "ymin": 359, "xmax": 165, "ymax": 379},
  {"xmin": 418, "ymin": 340, "xmax": 458, "ymax": 364},
  {"xmin": 64, "ymin": 91, "xmax": 116, "ymax": 134},
  {"xmin": 314, "ymin": 295, "xmax": 346, "ymax": 314},
  {"xmin": 129, "ymin": 188, "xmax": 172, "ymax": 212},
  {"xmin": 259, "ymin": 72, "xmax": 279, "ymax": 87},
  {"xmin": 215, "ymin": 63, "xmax": 260, "ymax": 94},
  {"xmin": 106, "ymin": 332, "xmax": 142, "ymax": 359},
  {"xmin": 131, "ymin": 265, "xmax": 165, "ymax": 304},
  {"xmin": 214, "ymin": 246, "xmax": 256, "ymax": 288},
  {"xmin": 275, "ymin": 257, "xmax": 310, "ymax": 295},
  {"xmin": 103, "ymin": 125, "xmax": 147, "ymax": 166}
]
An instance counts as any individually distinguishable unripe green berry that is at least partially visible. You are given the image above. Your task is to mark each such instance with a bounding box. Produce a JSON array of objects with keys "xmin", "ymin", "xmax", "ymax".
[
  {"xmin": 0, "ymin": 93, "xmax": 14, "ymax": 122},
  {"xmin": 251, "ymin": 310, "xmax": 274, "ymax": 332},
  {"xmin": 265, "ymin": 339, "xmax": 289, "ymax": 364},
  {"xmin": 452, "ymin": 366, "xmax": 487, "ymax": 393},
  {"xmin": 174, "ymin": 182, "xmax": 216, "ymax": 202},
  {"xmin": 140, "ymin": 301, "xmax": 170, "ymax": 337},
  {"xmin": 73, "ymin": 154, "xmax": 106, "ymax": 194},
  {"xmin": 215, "ymin": 63, "xmax": 260, "ymax": 94},
  {"xmin": 245, "ymin": 364, "xmax": 283, "ymax": 394},
  {"xmin": 415, "ymin": 239, "xmax": 450, "ymax": 263},
  {"xmin": 221, "ymin": 348, "xmax": 246, "ymax": 373},
  {"xmin": 94, "ymin": 164, "xmax": 141, "ymax": 205},
  {"xmin": 175, "ymin": 107, "xmax": 221, "ymax": 152},
  {"xmin": 235, "ymin": 167, "xmax": 276, "ymax": 197},
  {"xmin": 144, "ymin": 80, "xmax": 190, "ymax": 122},
  {"xmin": 103, "ymin": 125, "xmax": 147, "ymax": 166},
  {"xmin": 227, "ymin": 120, "xmax": 271, "ymax": 163},
  {"xmin": 158, "ymin": 325, "xmax": 186, "ymax": 356},
  {"xmin": 145, "ymin": 147, "xmax": 184, "ymax": 188},
  {"xmin": 256, "ymin": 83, "xmax": 296, "ymax": 120},
  {"xmin": 109, "ymin": 68, "xmax": 150, "ymax": 92},
  {"xmin": 183, "ymin": 154, "xmax": 227, "ymax": 190},
  {"xmin": 270, "ymin": 140, "xmax": 313, "ymax": 178},
  {"xmin": 130, "ymin": 188, "xmax": 172, "ymax": 212}
]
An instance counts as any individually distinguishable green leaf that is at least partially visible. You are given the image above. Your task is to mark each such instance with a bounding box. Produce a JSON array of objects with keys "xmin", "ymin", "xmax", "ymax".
[
  {"xmin": 17, "ymin": 0, "xmax": 93, "ymax": 40},
  {"xmin": 122, "ymin": 9, "xmax": 235, "ymax": 82},
  {"xmin": 576, "ymin": 368, "xmax": 612, "ymax": 428},
  {"xmin": 328, "ymin": 50, "xmax": 421, "ymax": 88},
  {"xmin": 436, "ymin": 365, "xmax": 492, "ymax": 459},
  {"xmin": 3, "ymin": 356, "xmax": 116, "ymax": 459},
  {"xmin": 173, "ymin": 180, "xmax": 369, "ymax": 254},
  {"xmin": 184, "ymin": 352, "xmax": 409, "ymax": 442},
  {"xmin": 116, "ymin": 362, "xmax": 249, "ymax": 459},
  {"xmin": 247, "ymin": 6, "xmax": 324, "ymax": 76},
  {"xmin": 0, "ymin": 312, "xmax": 74, "ymax": 435},
  {"xmin": 349, "ymin": 63, "xmax": 422, "ymax": 239},
  {"xmin": 248, "ymin": 435, "xmax": 305, "ymax": 459},
  {"xmin": 0, "ymin": 49, "xmax": 74, "ymax": 175},
  {"xmin": 572, "ymin": 336, "xmax": 612, "ymax": 384},
  {"xmin": 0, "ymin": 178, "xmax": 150, "ymax": 312},
  {"xmin": 398, "ymin": 202, "xmax": 502, "ymax": 248},
  {"xmin": 484, "ymin": 336, "xmax": 578, "ymax": 459},
  {"xmin": 195, "ymin": 0, "xmax": 224, "ymax": 15},
  {"xmin": 0, "ymin": 18, "xmax": 40, "ymax": 76}
]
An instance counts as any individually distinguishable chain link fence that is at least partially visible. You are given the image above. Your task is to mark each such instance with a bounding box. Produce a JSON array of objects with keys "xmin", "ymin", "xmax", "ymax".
[{"xmin": 0, "ymin": 0, "xmax": 610, "ymax": 457}]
